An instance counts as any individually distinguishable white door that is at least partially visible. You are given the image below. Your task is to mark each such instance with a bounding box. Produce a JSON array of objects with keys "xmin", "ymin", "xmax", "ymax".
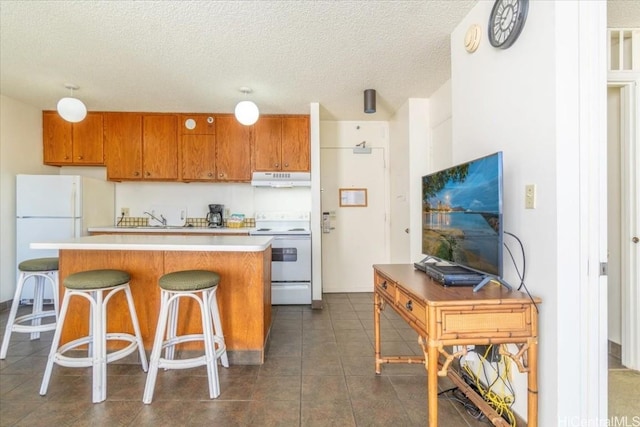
[{"xmin": 320, "ymin": 147, "xmax": 388, "ymax": 293}]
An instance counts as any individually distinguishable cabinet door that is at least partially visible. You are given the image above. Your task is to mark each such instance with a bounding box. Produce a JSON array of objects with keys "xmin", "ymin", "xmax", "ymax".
[
  {"xmin": 281, "ymin": 116, "xmax": 310, "ymax": 172},
  {"xmin": 179, "ymin": 114, "xmax": 215, "ymax": 135},
  {"xmin": 104, "ymin": 113, "xmax": 143, "ymax": 180},
  {"xmin": 253, "ymin": 117, "xmax": 282, "ymax": 171},
  {"xmin": 181, "ymin": 134, "xmax": 216, "ymax": 181},
  {"xmin": 72, "ymin": 113, "xmax": 104, "ymax": 165},
  {"xmin": 143, "ymin": 115, "xmax": 178, "ymax": 180},
  {"xmin": 215, "ymin": 116, "xmax": 252, "ymax": 181},
  {"xmin": 43, "ymin": 112, "xmax": 73, "ymax": 165}
]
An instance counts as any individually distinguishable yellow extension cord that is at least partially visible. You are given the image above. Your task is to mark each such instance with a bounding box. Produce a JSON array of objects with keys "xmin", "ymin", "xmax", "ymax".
[{"xmin": 461, "ymin": 345, "xmax": 517, "ymax": 426}]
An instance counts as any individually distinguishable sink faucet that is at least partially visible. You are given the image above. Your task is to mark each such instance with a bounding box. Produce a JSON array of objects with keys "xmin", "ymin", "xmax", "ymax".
[{"xmin": 143, "ymin": 211, "xmax": 167, "ymax": 226}]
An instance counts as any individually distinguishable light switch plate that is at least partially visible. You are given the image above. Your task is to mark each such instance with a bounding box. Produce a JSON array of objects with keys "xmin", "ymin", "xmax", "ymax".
[{"xmin": 525, "ymin": 185, "xmax": 536, "ymax": 209}]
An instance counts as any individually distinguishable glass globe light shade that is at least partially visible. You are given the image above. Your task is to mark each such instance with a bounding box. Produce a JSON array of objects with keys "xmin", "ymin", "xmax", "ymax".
[
  {"xmin": 57, "ymin": 97, "xmax": 87, "ymax": 123},
  {"xmin": 234, "ymin": 100, "xmax": 259, "ymax": 126}
]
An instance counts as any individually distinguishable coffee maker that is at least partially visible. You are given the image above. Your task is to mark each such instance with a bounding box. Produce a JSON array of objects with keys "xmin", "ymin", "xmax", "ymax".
[{"xmin": 207, "ymin": 204, "xmax": 224, "ymax": 228}]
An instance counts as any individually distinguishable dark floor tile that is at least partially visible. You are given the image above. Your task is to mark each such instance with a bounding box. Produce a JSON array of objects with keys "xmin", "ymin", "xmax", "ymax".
[
  {"xmin": 345, "ymin": 375, "xmax": 398, "ymax": 401},
  {"xmin": 341, "ymin": 356, "xmax": 376, "ymax": 376},
  {"xmin": 300, "ymin": 399, "xmax": 356, "ymax": 427},
  {"xmin": 130, "ymin": 400, "xmax": 200, "ymax": 425},
  {"xmin": 331, "ymin": 319, "xmax": 365, "ymax": 331},
  {"xmin": 188, "ymin": 400, "xmax": 251, "ymax": 425},
  {"xmin": 252, "ymin": 375, "xmax": 301, "ymax": 401},
  {"xmin": 334, "ymin": 329, "xmax": 369, "ymax": 344},
  {"xmin": 351, "ymin": 398, "xmax": 414, "ymax": 426},
  {"xmin": 327, "ymin": 310, "xmax": 360, "ymax": 320},
  {"xmin": 69, "ymin": 401, "xmax": 143, "ymax": 426},
  {"xmin": 301, "ymin": 375, "xmax": 349, "ymax": 401},
  {"xmin": 259, "ymin": 356, "xmax": 302, "ymax": 376},
  {"xmin": 336, "ymin": 340, "xmax": 373, "ymax": 358},
  {"xmin": 301, "ymin": 356, "xmax": 343, "ymax": 376},
  {"xmin": 246, "ymin": 400, "xmax": 301, "ymax": 426},
  {"xmin": 12, "ymin": 400, "xmax": 93, "ymax": 427},
  {"xmin": 302, "ymin": 341, "xmax": 339, "ymax": 359}
]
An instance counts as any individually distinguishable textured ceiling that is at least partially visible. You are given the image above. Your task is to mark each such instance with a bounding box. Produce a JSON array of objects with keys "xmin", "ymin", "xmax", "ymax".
[
  {"xmin": 1, "ymin": 1, "xmax": 637, "ymax": 121},
  {"xmin": 0, "ymin": 0, "xmax": 476, "ymax": 121}
]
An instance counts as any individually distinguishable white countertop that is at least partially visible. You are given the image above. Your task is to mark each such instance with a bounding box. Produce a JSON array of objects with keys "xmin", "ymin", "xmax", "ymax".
[
  {"xmin": 89, "ymin": 226, "xmax": 253, "ymax": 234},
  {"xmin": 31, "ymin": 234, "xmax": 272, "ymax": 252}
]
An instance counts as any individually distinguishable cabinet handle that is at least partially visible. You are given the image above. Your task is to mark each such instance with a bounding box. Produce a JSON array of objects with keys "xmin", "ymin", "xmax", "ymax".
[
  {"xmin": 64, "ymin": 156, "xmax": 69, "ymax": 160},
  {"xmin": 284, "ymin": 163, "xmax": 289, "ymax": 167},
  {"xmin": 219, "ymin": 173, "xmax": 224, "ymax": 178},
  {"xmin": 381, "ymin": 281, "xmax": 387, "ymax": 290},
  {"xmin": 134, "ymin": 171, "xmax": 140, "ymax": 176},
  {"xmin": 405, "ymin": 300, "xmax": 413, "ymax": 311},
  {"xmin": 208, "ymin": 172, "xmax": 213, "ymax": 177},
  {"xmin": 274, "ymin": 163, "xmax": 279, "ymax": 168},
  {"xmin": 145, "ymin": 172, "xmax": 151, "ymax": 177},
  {"xmin": 77, "ymin": 155, "xmax": 83, "ymax": 160}
]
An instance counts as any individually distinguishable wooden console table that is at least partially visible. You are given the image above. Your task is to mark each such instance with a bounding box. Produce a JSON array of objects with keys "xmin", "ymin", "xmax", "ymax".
[{"xmin": 373, "ymin": 264, "xmax": 540, "ymax": 426}]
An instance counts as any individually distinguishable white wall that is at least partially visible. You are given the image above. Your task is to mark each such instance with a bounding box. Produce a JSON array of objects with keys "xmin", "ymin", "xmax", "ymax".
[
  {"xmin": 452, "ymin": 3, "xmax": 557, "ymax": 418},
  {"xmin": 111, "ymin": 182, "xmax": 310, "ymax": 222},
  {"xmin": 451, "ymin": 1, "xmax": 606, "ymax": 424},
  {"xmin": 0, "ymin": 95, "xmax": 58, "ymax": 302},
  {"xmin": 428, "ymin": 79, "xmax": 453, "ymax": 172}
]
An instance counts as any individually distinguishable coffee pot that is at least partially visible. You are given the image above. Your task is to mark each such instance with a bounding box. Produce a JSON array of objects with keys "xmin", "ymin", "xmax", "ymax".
[{"xmin": 207, "ymin": 204, "xmax": 224, "ymax": 228}]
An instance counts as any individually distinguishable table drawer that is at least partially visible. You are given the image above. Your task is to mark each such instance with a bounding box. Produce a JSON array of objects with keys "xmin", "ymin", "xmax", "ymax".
[
  {"xmin": 437, "ymin": 305, "xmax": 534, "ymax": 340},
  {"xmin": 396, "ymin": 287, "xmax": 426, "ymax": 329},
  {"xmin": 375, "ymin": 273, "xmax": 396, "ymax": 302}
]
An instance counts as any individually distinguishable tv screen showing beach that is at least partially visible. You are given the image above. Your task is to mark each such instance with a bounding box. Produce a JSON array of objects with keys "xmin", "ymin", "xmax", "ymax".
[{"xmin": 421, "ymin": 152, "xmax": 503, "ymax": 277}]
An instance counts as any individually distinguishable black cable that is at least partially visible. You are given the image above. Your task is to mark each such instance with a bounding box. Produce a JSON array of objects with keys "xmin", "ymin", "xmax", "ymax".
[
  {"xmin": 116, "ymin": 212, "xmax": 125, "ymax": 226},
  {"xmin": 503, "ymin": 231, "xmax": 538, "ymax": 314}
]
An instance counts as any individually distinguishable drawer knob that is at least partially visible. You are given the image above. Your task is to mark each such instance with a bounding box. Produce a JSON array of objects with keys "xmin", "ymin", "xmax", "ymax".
[
  {"xmin": 405, "ymin": 300, "xmax": 413, "ymax": 311},
  {"xmin": 381, "ymin": 281, "xmax": 387, "ymax": 290}
]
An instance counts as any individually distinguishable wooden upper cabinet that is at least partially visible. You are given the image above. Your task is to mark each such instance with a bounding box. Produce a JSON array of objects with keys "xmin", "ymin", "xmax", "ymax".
[
  {"xmin": 254, "ymin": 115, "xmax": 310, "ymax": 172},
  {"xmin": 180, "ymin": 114, "xmax": 216, "ymax": 181},
  {"xmin": 104, "ymin": 113, "xmax": 143, "ymax": 180},
  {"xmin": 179, "ymin": 114, "xmax": 215, "ymax": 135},
  {"xmin": 43, "ymin": 111, "xmax": 104, "ymax": 165},
  {"xmin": 215, "ymin": 115, "xmax": 252, "ymax": 182},
  {"xmin": 142, "ymin": 114, "xmax": 178, "ymax": 180}
]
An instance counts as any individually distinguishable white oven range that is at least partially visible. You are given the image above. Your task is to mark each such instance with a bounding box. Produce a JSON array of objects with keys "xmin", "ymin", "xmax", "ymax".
[{"xmin": 250, "ymin": 212, "xmax": 311, "ymax": 305}]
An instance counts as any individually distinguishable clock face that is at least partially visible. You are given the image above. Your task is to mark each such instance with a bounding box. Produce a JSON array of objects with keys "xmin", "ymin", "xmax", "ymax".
[{"xmin": 488, "ymin": 0, "xmax": 529, "ymax": 49}]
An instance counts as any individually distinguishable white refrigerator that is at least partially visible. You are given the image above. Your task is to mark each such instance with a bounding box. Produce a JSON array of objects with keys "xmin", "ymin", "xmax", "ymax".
[{"xmin": 16, "ymin": 174, "xmax": 115, "ymax": 303}]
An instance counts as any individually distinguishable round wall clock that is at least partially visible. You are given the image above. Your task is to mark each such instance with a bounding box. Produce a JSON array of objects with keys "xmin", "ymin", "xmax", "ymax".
[{"xmin": 488, "ymin": 0, "xmax": 529, "ymax": 49}]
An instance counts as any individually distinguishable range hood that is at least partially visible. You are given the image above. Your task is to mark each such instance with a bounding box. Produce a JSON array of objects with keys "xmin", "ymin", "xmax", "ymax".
[{"xmin": 251, "ymin": 172, "xmax": 311, "ymax": 187}]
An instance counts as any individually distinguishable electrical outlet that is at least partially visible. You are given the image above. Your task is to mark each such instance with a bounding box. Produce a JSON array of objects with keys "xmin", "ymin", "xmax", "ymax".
[
  {"xmin": 525, "ymin": 184, "xmax": 536, "ymax": 209},
  {"xmin": 120, "ymin": 207, "xmax": 130, "ymax": 217}
]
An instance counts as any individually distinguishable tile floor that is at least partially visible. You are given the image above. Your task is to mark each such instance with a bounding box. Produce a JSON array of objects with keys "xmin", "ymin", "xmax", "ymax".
[{"xmin": 0, "ymin": 293, "xmax": 492, "ymax": 426}]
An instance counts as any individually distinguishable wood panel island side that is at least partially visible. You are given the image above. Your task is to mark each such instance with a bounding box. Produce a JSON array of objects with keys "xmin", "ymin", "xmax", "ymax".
[{"xmin": 31, "ymin": 234, "xmax": 272, "ymax": 365}]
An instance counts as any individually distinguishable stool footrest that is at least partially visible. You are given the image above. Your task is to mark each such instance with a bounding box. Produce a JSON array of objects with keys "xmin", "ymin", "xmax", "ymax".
[
  {"xmin": 157, "ymin": 355, "xmax": 209, "ymax": 370},
  {"xmin": 52, "ymin": 333, "xmax": 144, "ymax": 368},
  {"xmin": 11, "ymin": 311, "xmax": 57, "ymax": 333}
]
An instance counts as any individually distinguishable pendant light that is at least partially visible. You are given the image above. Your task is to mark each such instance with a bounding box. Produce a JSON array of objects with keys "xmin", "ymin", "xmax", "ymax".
[
  {"xmin": 364, "ymin": 89, "xmax": 376, "ymax": 114},
  {"xmin": 57, "ymin": 84, "xmax": 87, "ymax": 123},
  {"xmin": 234, "ymin": 87, "xmax": 259, "ymax": 126}
]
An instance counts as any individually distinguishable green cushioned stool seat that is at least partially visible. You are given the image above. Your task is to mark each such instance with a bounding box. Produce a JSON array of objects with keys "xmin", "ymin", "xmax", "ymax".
[
  {"xmin": 159, "ymin": 270, "xmax": 220, "ymax": 291},
  {"xmin": 64, "ymin": 269, "xmax": 131, "ymax": 290},
  {"xmin": 18, "ymin": 257, "xmax": 59, "ymax": 272}
]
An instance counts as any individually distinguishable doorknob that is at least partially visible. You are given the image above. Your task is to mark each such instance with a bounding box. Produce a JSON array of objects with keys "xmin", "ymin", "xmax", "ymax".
[
  {"xmin": 404, "ymin": 228, "xmax": 409, "ymax": 234},
  {"xmin": 633, "ymin": 237, "xmax": 639, "ymax": 244}
]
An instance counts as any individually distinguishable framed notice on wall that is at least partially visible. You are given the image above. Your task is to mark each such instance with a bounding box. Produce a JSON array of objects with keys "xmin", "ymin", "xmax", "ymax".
[{"xmin": 339, "ymin": 188, "xmax": 367, "ymax": 207}]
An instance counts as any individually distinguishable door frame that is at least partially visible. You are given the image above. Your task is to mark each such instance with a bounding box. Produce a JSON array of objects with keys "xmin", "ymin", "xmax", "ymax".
[{"xmin": 607, "ymin": 78, "xmax": 640, "ymax": 370}]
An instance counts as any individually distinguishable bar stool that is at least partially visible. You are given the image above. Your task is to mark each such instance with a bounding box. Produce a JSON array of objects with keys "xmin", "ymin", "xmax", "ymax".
[
  {"xmin": 40, "ymin": 269, "xmax": 148, "ymax": 403},
  {"xmin": 0, "ymin": 257, "xmax": 60, "ymax": 360},
  {"xmin": 143, "ymin": 270, "xmax": 228, "ymax": 404}
]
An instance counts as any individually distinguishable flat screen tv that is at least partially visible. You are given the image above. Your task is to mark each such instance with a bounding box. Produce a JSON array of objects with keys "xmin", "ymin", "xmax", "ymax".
[{"xmin": 421, "ymin": 152, "xmax": 503, "ymax": 278}]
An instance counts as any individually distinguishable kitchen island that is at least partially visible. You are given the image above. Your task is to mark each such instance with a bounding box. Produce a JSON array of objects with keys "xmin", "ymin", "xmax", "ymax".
[{"xmin": 32, "ymin": 234, "xmax": 272, "ymax": 364}]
